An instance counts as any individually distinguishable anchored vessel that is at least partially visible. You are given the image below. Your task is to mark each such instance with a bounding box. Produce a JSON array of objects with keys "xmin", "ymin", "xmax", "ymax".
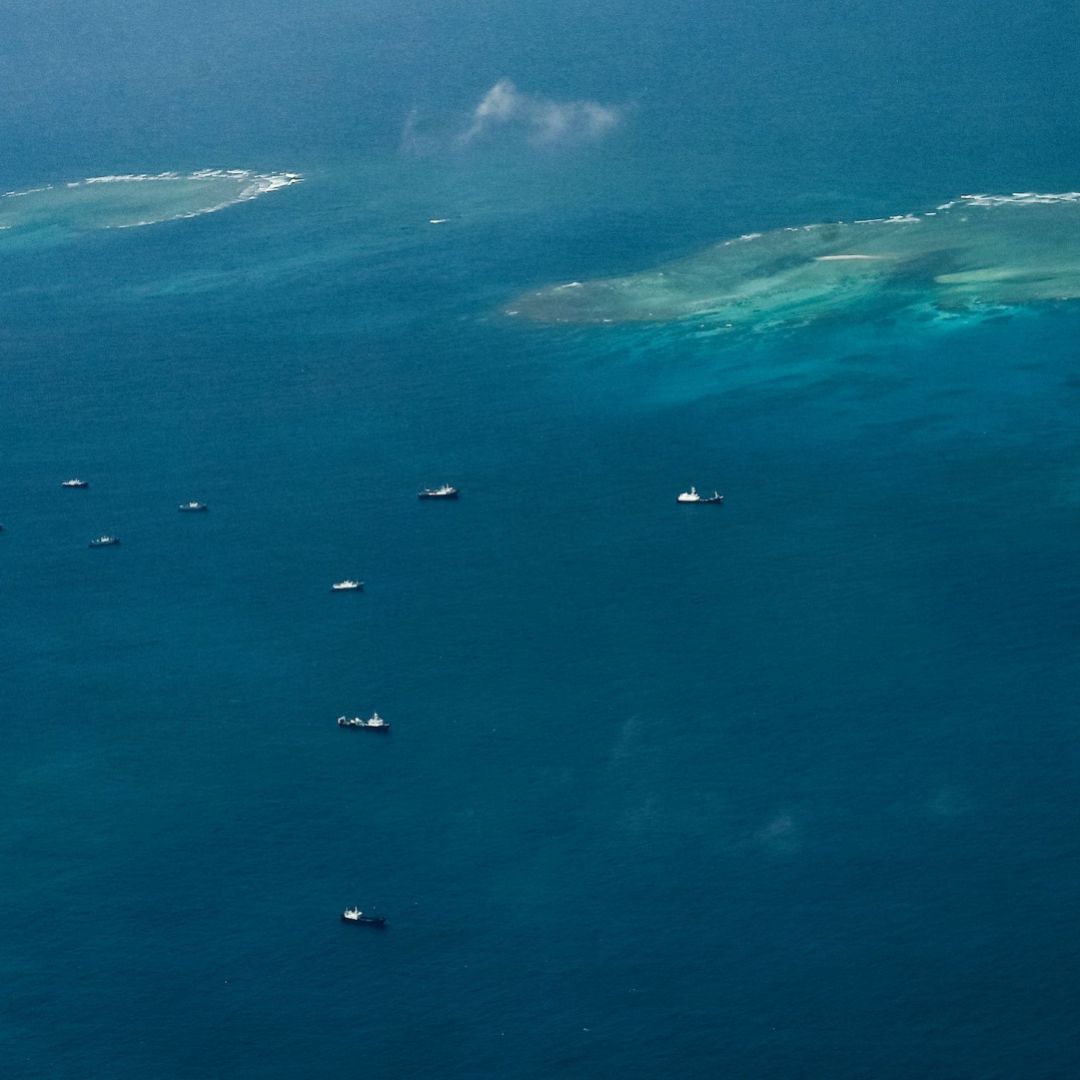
[
  {"xmin": 341, "ymin": 907, "xmax": 386, "ymax": 927},
  {"xmin": 676, "ymin": 486, "xmax": 724, "ymax": 505},
  {"xmin": 337, "ymin": 712, "xmax": 390, "ymax": 732},
  {"xmin": 331, "ymin": 580, "xmax": 363, "ymax": 591},
  {"xmin": 418, "ymin": 485, "xmax": 458, "ymax": 499},
  {"xmin": 61, "ymin": 479, "xmax": 89, "ymax": 489},
  {"xmin": 89, "ymin": 535, "xmax": 120, "ymax": 548},
  {"xmin": 178, "ymin": 501, "xmax": 208, "ymax": 512}
]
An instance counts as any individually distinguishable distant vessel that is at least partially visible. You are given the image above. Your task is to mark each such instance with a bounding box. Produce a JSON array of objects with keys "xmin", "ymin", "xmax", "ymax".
[
  {"xmin": 418, "ymin": 485, "xmax": 458, "ymax": 499},
  {"xmin": 337, "ymin": 712, "xmax": 390, "ymax": 732},
  {"xmin": 676, "ymin": 486, "xmax": 724, "ymax": 505},
  {"xmin": 61, "ymin": 479, "xmax": 89, "ymax": 489},
  {"xmin": 331, "ymin": 580, "xmax": 363, "ymax": 591},
  {"xmin": 178, "ymin": 501, "xmax": 208, "ymax": 512},
  {"xmin": 89, "ymin": 535, "xmax": 120, "ymax": 547},
  {"xmin": 341, "ymin": 907, "xmax": 386, "ymax": 927}
]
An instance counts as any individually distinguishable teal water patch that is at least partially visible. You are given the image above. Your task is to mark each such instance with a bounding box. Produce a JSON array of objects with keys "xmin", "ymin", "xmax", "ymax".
[
  {"xmin": 0, "ymin": 169, "xmax": 302, "ymax": 237},
  {"xmin": 509, "ymin": 192, "xmax": 1080, "ymax": 330}
]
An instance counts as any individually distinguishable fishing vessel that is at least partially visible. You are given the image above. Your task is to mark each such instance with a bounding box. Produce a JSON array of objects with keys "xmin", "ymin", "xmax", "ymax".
[
  {"xmin": 341, "ymin": 907, "xmax": 386, "ymax": 927},
  {"xmin": 331, "ymin": 580, "xmax": 363, "ymax": 591},
  {"xmin": 89, "ymin": 535, "xmax": 120, "ymax": 547},
  {"xmin": 676, "ymin": 486, "xmax": 724, "ymax": 504},
  {"xmin": 178, "ymin": 501, "xmax": 208, "ymax": 512},
  {"xmin": 418, "ymin": 485, "xmax": 458, "ymax": 499},
  {"xmin": 61, "ymin": 479, "xmax": 89, "ymax": 489},
  {"xmin": 337, "ymin": 712, "xmax": 390, "ymax": 732}
]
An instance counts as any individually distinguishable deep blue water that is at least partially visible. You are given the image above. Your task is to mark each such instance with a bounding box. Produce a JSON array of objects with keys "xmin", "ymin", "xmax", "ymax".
[{"xmin": 4, "ymin": 4, "xmax": 1080, "ymax": 1077}]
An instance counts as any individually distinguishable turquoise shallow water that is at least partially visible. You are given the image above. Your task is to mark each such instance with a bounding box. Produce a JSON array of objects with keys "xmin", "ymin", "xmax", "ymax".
[{"xmin": 5, "ymin": 3, "xmax": 1080, "ymax": 1075}]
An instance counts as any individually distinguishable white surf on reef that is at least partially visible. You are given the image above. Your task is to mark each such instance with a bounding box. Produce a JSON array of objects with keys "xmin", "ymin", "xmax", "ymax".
[{"xmin": 0, "ymin": 169, "xmax": 302, "ymax": 234}]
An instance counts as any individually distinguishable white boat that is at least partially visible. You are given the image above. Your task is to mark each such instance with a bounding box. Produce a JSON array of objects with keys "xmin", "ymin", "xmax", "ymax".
[
  {"xmin": 61, "ymin": 478, "xmax": 89, "ymax": 489},
  {"xmin": 676, "ymin": 486, "xmax": 724, "ymax": 504},
  {"xmin": 331, "ymin": 580, "xmax": 363, "ymax": 591},
  {"xmin": 337, "ymin": 712, "xmax": 390, "ymax": 732},
  {"xmin": 178, "ymin": 501, "xmax": 208, "ymax": 512},
  {"xmin": 418, "ymin": 484, "xmax": 458, "ymax": 499}
]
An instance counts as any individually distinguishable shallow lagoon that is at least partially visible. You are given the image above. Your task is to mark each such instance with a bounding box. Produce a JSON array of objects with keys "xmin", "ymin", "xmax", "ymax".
[
  {"xmin": 0, "ymin": 170, "xmax": 301, "ymax": 235},
  {"xmin": 511, "ymin": 193, "xmax": 1080, "ymax": 330}
]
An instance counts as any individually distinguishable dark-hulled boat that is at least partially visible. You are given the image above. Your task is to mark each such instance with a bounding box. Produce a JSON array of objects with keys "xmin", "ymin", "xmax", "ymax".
[
  {"xmin": 178, "ymin": 501, "xmax": 208, "ymax": 512},
  {"xmin": 342, "ymin": 907, "xmax": 387, "ymax": 927},
  {"xmin": 89, "ymin": 535, "xmax": 120, "ymax": 548}
]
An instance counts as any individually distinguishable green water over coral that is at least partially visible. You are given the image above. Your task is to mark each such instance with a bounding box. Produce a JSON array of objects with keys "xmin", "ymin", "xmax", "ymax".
[{"xmin": 511, "ymin": 193, "xmax": 1080, "ymax": 329}]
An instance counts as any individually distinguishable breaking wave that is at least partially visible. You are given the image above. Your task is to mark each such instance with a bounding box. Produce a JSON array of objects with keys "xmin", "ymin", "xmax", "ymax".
[{"xmin": 0, "ymin": 169, "xmax": 302, "ymax": 233}]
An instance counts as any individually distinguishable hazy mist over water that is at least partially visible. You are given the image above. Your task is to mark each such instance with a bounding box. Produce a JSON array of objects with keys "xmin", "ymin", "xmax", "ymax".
[{"xmin": 3, "ymin": 2, "xmax": 1080, "ymax": 1078}]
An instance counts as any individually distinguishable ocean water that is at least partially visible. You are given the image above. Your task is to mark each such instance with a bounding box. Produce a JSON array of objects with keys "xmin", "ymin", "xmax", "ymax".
[{"xmin": 4, "ymin": 3, "xmax": 1080, "ymax": 1077}]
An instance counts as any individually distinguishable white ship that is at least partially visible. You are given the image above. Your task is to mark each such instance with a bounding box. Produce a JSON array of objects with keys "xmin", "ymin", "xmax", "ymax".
[
  {"xmin": 418, "ymin": 484, "xmax": 458, "ymax": 499},
  {"xmin": 337, "ymin": 712, "xmax": 390, "ymax": 732},
  {"xmin": 676, "ymin": 486, "xmax": 724, "ymax": 504}
]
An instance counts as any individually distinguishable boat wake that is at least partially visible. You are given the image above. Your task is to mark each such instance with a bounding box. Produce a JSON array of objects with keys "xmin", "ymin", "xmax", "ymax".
[
  {"xmin": 508, "ymin": 191, "xmax": 1080, "ymax": 331},
  {"xmin": 0, "ymin": 169, "xmax": 302, "ymax": 235}
]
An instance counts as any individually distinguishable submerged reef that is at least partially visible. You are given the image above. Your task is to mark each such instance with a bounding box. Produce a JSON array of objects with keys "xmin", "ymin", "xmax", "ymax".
[
  {"xmin": 0, "ymin": 170, "xmax": 301, "ymax": 234},
  {"xmin": 509, "ymin": 193, "xmax": 1080, "ymax": 329}
]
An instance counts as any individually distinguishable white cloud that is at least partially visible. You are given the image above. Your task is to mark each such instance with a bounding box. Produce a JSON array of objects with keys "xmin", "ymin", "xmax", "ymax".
[{"xmin": 460, "ymin": 79, "xmax": 622, "ymax": 146}]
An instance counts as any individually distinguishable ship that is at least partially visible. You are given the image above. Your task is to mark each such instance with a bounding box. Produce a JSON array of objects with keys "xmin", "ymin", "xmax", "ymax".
[
  {"xmin": 418, "ymin": 485, "xmax": 458, "ymax": 499},
  {"xmin": 676, "ymin": 486, "xmax": 724, "ymax": 504},
  {"xmin": 331, "ymin": 580, "xmax": 363, "ymax": 591},
  {"xmin": 89, "ymin": 535, "xmax": 120, "ymax": 548},
  {"xmin": 337, "ymin": 712, "xmax": 390, "ymax": 732},
  {"xmin": 178, "ymin": 501, "xmax": 208, "ymax": 512},
  {"xmin": 61, "ymin": 479, "xmax": 89, "ymax": 489},
  {"xmin": 341, "ymin": 907, "xmax": 387, "ymax": 927}
]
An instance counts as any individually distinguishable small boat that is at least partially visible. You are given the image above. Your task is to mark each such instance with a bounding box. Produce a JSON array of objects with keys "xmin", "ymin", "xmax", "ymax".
[
  {"xmin": 341, "ymin": 907, "xmax": 386, "ymax": 927},
  {"xmin": 61, "ymin": 479, "xmax": 89, "ymax": 489},
  {"xmin": 418, "ymin": 485, "xmax": 458, "ymax": 499},
  {"xmin": 178, "ymin": 501, "xmax": 208, "ymax": 512},
  {"xmin": 89, "ymin": 535, "xmax": 120, "ymax": 548},
  {"xmin": 337, "ymin": 712, "xmax": 390, "ymax": 732},
  {"xmin": 331, "ymin": 580, "xmax": 363, "ymax": 591},
  {"xmin": 676, "ymin": 486, "xmax": 724, "ymax": 505}
]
